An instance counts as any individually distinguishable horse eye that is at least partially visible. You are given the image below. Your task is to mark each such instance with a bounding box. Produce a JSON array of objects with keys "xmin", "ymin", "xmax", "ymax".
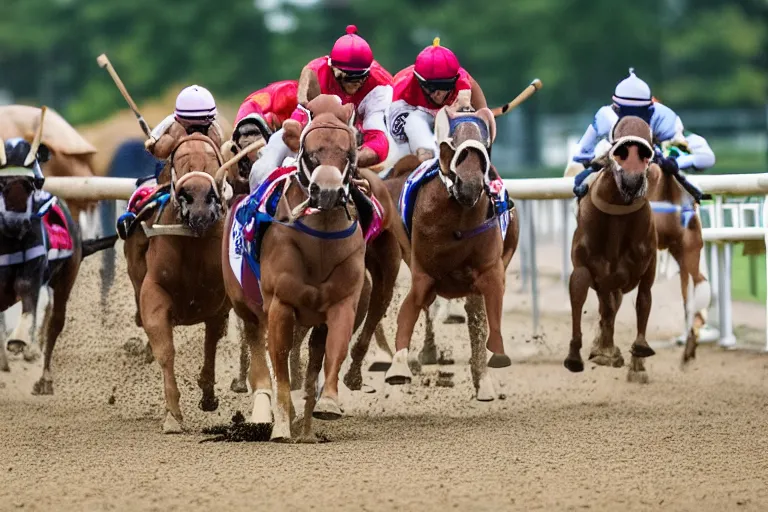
[
  {"xmin": 613, "ymin": 145, "xmax": 629, "ymax": 160},
  {"xmin": 178, "ymin": 188, "xmax": 193, "ymax": 203},
  {"xmin": 456, "ymin": 151, "xmax": 468, "ymax": 166}
]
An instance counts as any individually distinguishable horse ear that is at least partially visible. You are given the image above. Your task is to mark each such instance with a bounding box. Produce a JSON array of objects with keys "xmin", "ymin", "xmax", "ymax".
[
  {"xmin": 438, "ymin": 140, "xmax": 455, "ymax": 172},
  {"xmin": 37, "ymin": 143, "xmax": 51, "ymax": 164},
  {"xmin": 474, "ymin": 108, "xmax": 497, "ymax": 145},
  {"xmin": 282, "ymin": 119, "xmax": 303, "ymax": 153}
]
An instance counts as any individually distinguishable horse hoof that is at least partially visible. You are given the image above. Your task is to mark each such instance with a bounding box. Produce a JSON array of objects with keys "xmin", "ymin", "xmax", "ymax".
[
  {"xmin": 6, "ymin": 340, "xmax": 26, "ymax": 356},
  {"xmin": 563, "ymin": 357, "xmax": 584, "ymax": 373},
  {"xmin": 385, "ymin": 349, "xmax": 413, "ymax": 385},
  {"xmin": 630, "ymin": 343, "xmax": 655, "ymax": 358},
  {"xmin": 251, "ymin": 390, "xmax": 272, "ymax": 424},
  {"xmin": 627, "ymin": 369, "xmax": 649, "ymax": 384},
  {"xmin": 162, "ymin": 412, "xmax": 183, "ymax": 434},
  {"xmin": 343, "ymin": 368, "xmax": 363, "ymax": 391},
  {"xmin": 476, "ymin": 374, "xmax": 496, "ymax": 402},
  {"xmin": 32, "ymin": 378, "xmax": 53, "ymax": 395},
  {"xmin": 199, "ymin": 395, "xmax": 219, "ymax": 412},
  {"xmin": 487, "ymin": 353, "xmax": 512, "ymax": 369},
  {"xmin": 270, "ymin": 423, "xmax": 291, "ymax": 442},
  {"xmin": 230, "ymin": 378, "xmax": 249, "ymax": 394},
  {"xmin": 313, "ymin": 396, "xmax": 343, "ymax": 421},
  {"xmin": 367, "ymin": 361, "xmax": 392, "ymax": 372},
  {"xmin": 418, "ymin": 345, "xmax": 438, "ymax": 366},
  {"xmin": 443, "ymin": 314, "xmax": 466, "ymax": 325}
]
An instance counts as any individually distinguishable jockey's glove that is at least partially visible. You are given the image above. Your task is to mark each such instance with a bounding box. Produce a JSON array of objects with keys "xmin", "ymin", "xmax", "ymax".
[{"xmin": 657, "ymin": 155, "xmax": 679, "ymax": 176}]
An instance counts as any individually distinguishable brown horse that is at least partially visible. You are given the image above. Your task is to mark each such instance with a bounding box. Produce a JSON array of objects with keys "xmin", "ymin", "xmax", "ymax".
[
  {"xmin": 223, "ymin": 95, "xmax": 368, "ymax": 441},
  {"xmin": 647, "ymin": 149, "xmax": 710, "ymax": 364},
  {"xmin": 564, "ymin": 116, "xmax": 658, "ymax": 382},
  {"xmin": 124, "ymin": 133, "xmax": 230, "ymax": 433},
  {"xmin": 382, "ymin": 95, "xmax": 520, "ymax": 400}
]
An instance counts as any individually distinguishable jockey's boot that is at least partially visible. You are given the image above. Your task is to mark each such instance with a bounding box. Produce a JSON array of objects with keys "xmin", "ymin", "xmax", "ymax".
[{"xmin": 572, "ymin": 168, "xmax": 593, "ymax": 199}]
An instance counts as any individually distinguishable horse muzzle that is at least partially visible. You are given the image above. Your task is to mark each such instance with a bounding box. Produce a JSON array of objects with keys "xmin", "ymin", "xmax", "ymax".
[{"xmin": 451, "ymin": 176, "xmax": 484, "ymax": 208}]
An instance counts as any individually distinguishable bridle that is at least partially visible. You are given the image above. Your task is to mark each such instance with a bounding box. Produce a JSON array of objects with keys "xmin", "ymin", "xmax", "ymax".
[{"xmin": 167, "ymin": 134, "xmax": 225, "ymax": 212}]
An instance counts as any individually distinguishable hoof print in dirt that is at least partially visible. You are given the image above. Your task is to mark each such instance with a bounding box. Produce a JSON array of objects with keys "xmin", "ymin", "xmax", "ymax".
[{"xmin": 200, "ymin": 410, "xmax": 272, "ymax": 442}]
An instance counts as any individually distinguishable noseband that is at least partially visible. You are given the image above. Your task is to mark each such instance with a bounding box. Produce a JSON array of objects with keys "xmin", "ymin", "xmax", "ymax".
[{"xmin": 168, "ymin": 135, "xmax": 225, "ymax": 211}]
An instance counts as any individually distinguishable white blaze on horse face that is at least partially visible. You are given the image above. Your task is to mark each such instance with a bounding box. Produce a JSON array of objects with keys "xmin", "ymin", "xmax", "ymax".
[{"xmin": 311, "ymin": 165, "xmax": 345, "ymax": 190}]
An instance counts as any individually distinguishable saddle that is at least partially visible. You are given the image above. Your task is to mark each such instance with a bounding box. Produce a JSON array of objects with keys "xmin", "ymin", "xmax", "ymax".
[{"xmin": 116, "ymin": 181, "xmax": 172, "ymax": 240}]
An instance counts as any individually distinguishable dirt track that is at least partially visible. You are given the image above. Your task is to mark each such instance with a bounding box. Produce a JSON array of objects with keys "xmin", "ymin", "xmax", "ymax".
[{"xmin": 2, "ymin": 243, "xmax": 767, "ymax": 511}]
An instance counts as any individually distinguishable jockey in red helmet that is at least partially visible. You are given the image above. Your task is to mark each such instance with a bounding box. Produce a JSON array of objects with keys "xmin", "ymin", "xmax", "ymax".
[
  {"xmin": 293, "ymin": 25, "xmax": 394, "ymax": 168},
  {"xmin": 225, "ymin": 80, "xmax": 299, "ymax": 170},
  {"xmin": 389, "ymin": 37, "xmax": 488, "ymax": 162}
]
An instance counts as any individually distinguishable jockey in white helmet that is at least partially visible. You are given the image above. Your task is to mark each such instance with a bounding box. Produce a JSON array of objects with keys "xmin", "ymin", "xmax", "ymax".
[
  {"xmin": 145, "ymin": 85, "xmax": 225, "ymax": 160},
  {"xmin": 567, "ymin": 69, "xmax": 715, "ymax": 201}
]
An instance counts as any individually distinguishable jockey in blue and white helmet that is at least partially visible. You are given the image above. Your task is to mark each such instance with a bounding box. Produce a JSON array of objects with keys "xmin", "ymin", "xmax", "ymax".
[{"xmin": 567, "ymin": 69, "xmax": 715, "ymax": 200}]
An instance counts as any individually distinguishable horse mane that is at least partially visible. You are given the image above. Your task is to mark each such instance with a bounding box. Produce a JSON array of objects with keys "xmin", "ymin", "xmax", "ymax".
[{"xmin": 390, "ymin": 155, "xmax": 422, "ymax": 179}]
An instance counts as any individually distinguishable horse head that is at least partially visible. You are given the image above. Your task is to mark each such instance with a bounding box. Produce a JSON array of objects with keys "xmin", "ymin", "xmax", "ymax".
[
  {"xmin": 434, "ymin": 91, "xmax": 497, "ymax": 207},
  {"xmin": 163, "ymin": 133, "xmax": 226, "ymax": 236},
  {"xmin": 283, "ymin": 94, "xmax": 357, "ymax": 212},
  {"xmin": 604, "ymin": 115, "xmax": 654, "ymax": 203},
  {"xmin": 0, "ymin": 136, "xmax": 51, "ymax": 239}
]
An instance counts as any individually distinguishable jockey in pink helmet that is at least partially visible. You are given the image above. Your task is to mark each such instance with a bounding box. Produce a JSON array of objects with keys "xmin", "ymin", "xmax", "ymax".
[
  {"xmin": 294, "ymin": 25, "xmax": 394, "ymax": 168},
  {"xmin": 389, "ymin": 38, "xmax": 488, "ymax": 162},
  {"xmin": 145, "ymin": 84, "xmax": 225, "ymax": 160}
]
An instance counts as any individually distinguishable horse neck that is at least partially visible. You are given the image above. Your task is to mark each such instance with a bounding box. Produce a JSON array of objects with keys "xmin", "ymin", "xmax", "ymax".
[
  {"xmin": 652, "ymin": 172, "xmax": 684, "ymax": 203},
  {"xmin": 593, "ymin": 169, "xmax": 628, "ymax": 205}
]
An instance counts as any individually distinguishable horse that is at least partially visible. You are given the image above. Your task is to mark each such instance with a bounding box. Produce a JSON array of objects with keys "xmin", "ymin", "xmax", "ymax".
[
  {"xmin": 381, "ymin": 93, "xmax": 520, "ymax": 401},
  {"xmin": 123, "ymin": 133, "xmax": 230, "ymax": 433},
  {"xmin": 647, "ymin": 143, "xmax": 711, "ymax": 363},
  {"xmin": 223, "ymin": 94, "xmax": 369, "ymax": 441},
  {"xmin": 0, "ymin": 134, "xmax": 117, "ymax": 394},
  {"xmin": 222, "ymin": 120, "xmax": 402, "ymax": 398},
  {"xmin": 563, "ymin": 116, "xmax": 658, "ymax": 382}
]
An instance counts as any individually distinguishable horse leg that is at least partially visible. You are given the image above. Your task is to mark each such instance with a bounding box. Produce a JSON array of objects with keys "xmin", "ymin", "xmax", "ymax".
[
  {"xmin": 32, "ymin": 262, "xmax": 77, "ymax": 395},
  {"xmin": 565, "ymin": 266, "xmax": 591, "ymax": 372},
  {"xmin": 140, "ymin": 281, "xmax": 182, "ymax": 433},
  {"xmin": 628, "ymin": 259, "xmax": 656, "ymax": 382},
  {"xmin": 290, "ymin": 325, "xmax": 309, "ymax": 391},
  {"xmin": 385, "ymin": 269, "xmax": 436, "ymax": 385},
  {"xmin": 266, "ymin": 298, "xmax": 295, "ymax": 441},
  {"xmin": 466, "ymin": 295, "xmax": 496, "ymax": 401},
  {"xmin": 300, "ymin": 325, "xmax": 326, "ymax": 442},
  {"xmin": 0, "ymin": 312, "xmax": 8, "ymax": 372},
  {"xmin": 682, "ymin": 227, "xmax": 710, "ymax": 363},
  {"xmin": 589, "ymin": 289, "xmax": 624, "ymax": 368},
  {"xmin": 345, "ymin": 271, "xmax": 380, "ymax": 390},
  {"xmin": 198, "ymin": 314, "xmax": 226, "ymax": 412},
  {"xmin": 418, "ymin": 305, "xmax": 439, "ymax": 366},
  {"xmin": 243, "ymin": 319, "xmax": 272, "ymax": 424},
  {"xmin": 230, "ymin": 316, "xmax": 250, "ymax": 393},
  {"xmin": 8, "ymin": 276, "xmax": 41, "ymax": 362},
  {"xmin": 475, "ymin": 261, "xmax": 510, "ymax": 368},
  {"xmin": 314, "ymin": 292, "xmax": 360, "ymax": 421}
]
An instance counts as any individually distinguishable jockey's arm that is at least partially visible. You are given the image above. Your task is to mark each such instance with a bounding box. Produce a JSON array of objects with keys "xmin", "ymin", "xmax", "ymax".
[
  {"xmin": 468, "ymin": 77, "xmax": 489, "ymax": 110},
  {"xmin": 662, "ymin": 116, "xmax": 715, "ymax": 172},
  {"xmin": 297, "ymin": 66, "xmax": 322, "ymax": 106},
  {"xmin": 357, "ymin": 84, "xmax": 393, "ymax": 168},
  {"xmin": 249, "ymin": 127, "xmax": 295, "ymax": 192},
  {"xmin": 144, "ymin": 114, "xmax": 176, "ymax": 155}
]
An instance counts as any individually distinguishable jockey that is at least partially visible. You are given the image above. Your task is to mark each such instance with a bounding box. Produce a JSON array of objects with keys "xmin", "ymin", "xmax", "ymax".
[
  {"xmin": 2, "ymin": 137, "xmax": 47, "ymax": 190},
  {"xmin": 568, "ymin": 69, "xmax": 715, "ymax": 201},
  {"xmin": 297, "ymin": 25, "xmax": 393, "ymax": 168},
  {"xmin": 248, "ymin": 25, "xmax": 393, "ymax": 190},
  {"xmin": 225, "ymin": 80, "xmax": 299, "ymax": 172},
  {"xmin": 389, "ymin": 37, "xmax": 488, "ymax": 163},
  {"xmin": 144, "ymin": 85, "xmax": 225, "ymax": 161}
]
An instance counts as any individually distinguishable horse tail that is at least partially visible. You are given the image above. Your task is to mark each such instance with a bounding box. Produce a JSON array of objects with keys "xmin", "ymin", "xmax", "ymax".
[{"xmin": 81, "ymin": 235, "xmax": 119, "ymax": 258}]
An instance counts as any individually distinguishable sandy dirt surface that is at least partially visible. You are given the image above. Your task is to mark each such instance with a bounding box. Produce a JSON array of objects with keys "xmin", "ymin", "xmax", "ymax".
[{"xmin": 1, "ymin": 242, "xmax": 767, "ymax": 511}]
